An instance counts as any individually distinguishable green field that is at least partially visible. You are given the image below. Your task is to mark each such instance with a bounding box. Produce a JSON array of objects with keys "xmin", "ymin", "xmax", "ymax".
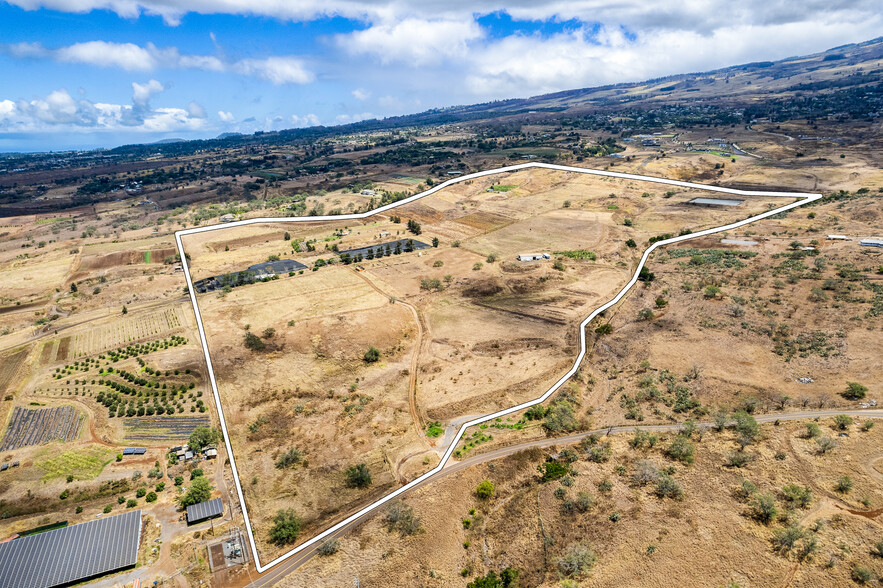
[
  {"xmin": 36, "ymin": 445, "xmax": 116, "ymax": 482},
  {"xmin": 144, "ymin": 250, "xmax": 152, "ymax": 264}
]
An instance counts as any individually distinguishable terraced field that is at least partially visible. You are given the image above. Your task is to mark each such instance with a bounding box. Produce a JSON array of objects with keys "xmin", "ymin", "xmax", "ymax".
[
  {"xmin": 68, "ymin": 307, "xmax": 186, "ymax": 359},
  {"xmin": 0, "ymin": 406, "xmax": 81, "ymax": 450},
  {"xmin": 122, "ymin": 415, "xmax": 211, "ymax": 442}
]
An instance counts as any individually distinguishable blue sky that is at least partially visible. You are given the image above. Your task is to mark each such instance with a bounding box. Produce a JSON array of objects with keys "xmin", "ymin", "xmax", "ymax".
[{"xmin": 0, "ymin": 1, "xmax": 880, "ymax": 151}]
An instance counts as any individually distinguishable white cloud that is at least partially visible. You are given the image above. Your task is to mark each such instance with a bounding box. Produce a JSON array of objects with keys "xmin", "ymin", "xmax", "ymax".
[
  {"xmin": 187, "ymin": 101, "xmax": 207, "ymax": 118},
  {"xmin": 132, "ymin": 79, "xmax": 164, "ymax": 106},
  {"xmin": 232, "ymin": 56, "xmax": 314, "ymax": 85},
  {"xmin": 352, "ymin": 88, "xmax": 370, "ymax": 101},
  {"xmin": 1, "ymin": 40, "xmax": 314, "ymax": 85},
  {"xmin": 291, "ymin": 113, "xmax": 320, "ymax": 127},
  {"xmin": 218, "ymin": 110, "xmax": 235, "ymax": 122},
  {"xmin": 463, "ymin": 18, "xmax": 883, "ymax": 98},
  {"xmin": 335, "ymin": 112, "xmax": 374, "ymax": 124},
  {"xmin": 341, "ymin": 18, "xmax": 483, "ymax": 65},
  {"xmin": 0, "ymin": 86, "xmax": 209, "ymax": 134}
]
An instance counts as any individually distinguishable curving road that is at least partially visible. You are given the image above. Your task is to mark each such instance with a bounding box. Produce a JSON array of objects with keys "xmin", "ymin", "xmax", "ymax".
[{"xmin": 245, "ymin": 408, "xmax": 883, "ymax": 587}]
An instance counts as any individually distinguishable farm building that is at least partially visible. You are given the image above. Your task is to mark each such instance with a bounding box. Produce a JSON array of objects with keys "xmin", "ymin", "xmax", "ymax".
[
  {"xmin": 0, "ymin": 509, "xmax": 142, "ymax": 588},
  {"xmin": 360, "ymin": 189, "xmax": 376, "ymax": 196},
  {"xmin": 186, "ymin": 498, "xmax": 224, "ymax": 525},
  {"xmin": 338, "ymin": 239, "xmax": 431, "ymax": 262},
  {"xmin": 517, "ymin": 253, "xmax": 551, "ymax": 262},
  {"xmin": 687, "ymin": 197, "xmax": 743, "ymax": 207},
  {"xmin": 220, "ymin": 214, "xmax": 236, "ymax": 223},
  {"xmin": 827, "ymin": 235, "xmax": 849, "ymax": 240},
  {"xmin": 247, "ymin": 259, "xmax": 308, "ymax": 279},
  {"xmin": 204, "ymin": 448, "xmax": 218, "ymax": 459},
  {"xmin": 860, "ymin": 238, "xmax": 883, "ymax": 247},
  {"xmin": 721, "ymin": 239, "xmax": 759, "ymax": 246},
  {"xmin": 194, "ymin": 259, "xmax": 308, "ymax": 293}
]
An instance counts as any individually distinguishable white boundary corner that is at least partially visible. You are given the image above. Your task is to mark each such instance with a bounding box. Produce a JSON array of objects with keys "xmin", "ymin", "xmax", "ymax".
[{"xmin": 174, "ymin": 161, "xmax": 821, "ymax": 573}]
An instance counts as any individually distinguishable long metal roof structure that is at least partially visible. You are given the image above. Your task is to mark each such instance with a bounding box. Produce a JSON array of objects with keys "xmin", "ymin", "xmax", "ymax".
[
  {"xmin": 186, "ymin": 497, "xmax": 223, "ymax": 524},
  {"xmin": 0, "ymin": 509, "xmax": 142, "ymax": 588}
]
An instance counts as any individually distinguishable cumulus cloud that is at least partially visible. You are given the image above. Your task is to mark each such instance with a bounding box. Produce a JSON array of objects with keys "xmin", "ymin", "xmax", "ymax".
[
  {"xmin": 341, "ymin": 18, "xmax": 483, "ymax": 65},
  {"xmin": 218, "ymin": 110, "xmax": 235, "ymax": 122},
  {"xmin": 352, "ymin": 88, "xmax": 370, "ymax": 101},
  {"xmin": 0, "ymin": 85, "xmax": 209, "ymax": 134},
  {"xmin": 335, "ymin": 112, "xmax": 374, "ymax": 124},
  {"xmin": 1, "ymin": 40, "xmax": 314, "ymax": 85},
  {"xmin": 291, "ymin": 113, "xmax": 320, "ymax": 127},
  {"xmin": 232, "ymin": 56, "xmax": 314, "ymax": 85}
]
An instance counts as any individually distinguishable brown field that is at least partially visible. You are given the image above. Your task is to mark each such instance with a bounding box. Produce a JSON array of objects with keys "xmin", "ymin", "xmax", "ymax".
[{"xmin": 184, "ymin": 166, "xmax": 802, "ymax": 562}]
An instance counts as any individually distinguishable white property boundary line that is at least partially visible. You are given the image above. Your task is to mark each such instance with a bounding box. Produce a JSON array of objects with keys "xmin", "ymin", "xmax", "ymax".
[{"xmin": 174, "ymin": 161, "xmax": 821, "ymax": 573}]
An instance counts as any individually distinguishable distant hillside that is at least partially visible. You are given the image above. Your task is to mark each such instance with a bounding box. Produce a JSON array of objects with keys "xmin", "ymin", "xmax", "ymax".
[{"xmin": 104, "ymin": 36, "xmax": 882, "ymax": 157}]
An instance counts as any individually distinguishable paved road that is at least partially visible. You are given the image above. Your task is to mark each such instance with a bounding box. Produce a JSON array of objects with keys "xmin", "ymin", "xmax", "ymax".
[{"xmin": 244, "ymin": 408, "xmax": 883, "ymax": 587}]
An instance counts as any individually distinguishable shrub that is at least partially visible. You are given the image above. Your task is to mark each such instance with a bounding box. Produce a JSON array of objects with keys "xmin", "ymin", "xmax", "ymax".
[
  {"xmin": 476, "ymin": 480, "xmax": 495, "ymax": 499},
  {"xmin": 103, "ymin": 505, "xmax": 112, "ymax": 514},
  {"xmin": 345, "ymin": 463, "xmax": 372, "ymax": 488},
  {"xmin": 127, "ymin": 499, "xmax": 138, "ymax": 508},
  {"xmin": 782, "ymin": 484, "xmax": 813, "ymax": 509},
  {"xmin": 384, "ymin": 501, "xmax": 422, "ymax": 536},
  {"xmin": 804, "ymin": 422, "xmax": 821, "ymax": 439},
  {"xmin": 145, "ymin": 492, "xmax": 157, "ymax": 503},
  {"xmin": 666, "ymin": 435, "xmax": 695, "ymax": 464},
  {"xmin": 816, "ymin": 436, "xmax": 837, "ymax": 454},
  {"xmin": 704, "ymin": 285, "xmax": 721, "ymax": 299},
  {"xmin": 75, "ymin": 506, "xmax": 83, "ymax": 514},
  {"xmin": 156, "ymin": 482, "xmax": 165, "ymax": 492},
  {"xmin": 190, "ymin": 468, "xmax": 204, "ymax": 480},
  {"xmin": 852, "ymin": 566, "xmax": 873, "ymax": 584},
  {"xmin": 625, "ymin": 239, "xmax": 637, "ymax": 248},
  {"xmin": 136, "ymin": 487, "xmax": 146, "ymax": 498},
  {"xmin": 543, "ymin": 400, "xmax": 579, "ymax": 433},
  {"xmin": 750, "ymin": 492, "xmax": 778, "ymax": 524},
  {"xmin": 244, "ymin": 332, "xmax": 266, "ymax": 351},
  {"xmin": 654, "ymin": 474, "xmax": 683, "ymax": 500},
  {"xmin": 556, "ymin": 541, "xmax": 597, "ymax": 578},
  {"xmin": 467, "ymin": 568, "xmax": 519, "ymax": 588},
  {"xmin": 174, "ymin": 475, "xmax": 184, "ymax": 486},
  {"xmin": 59, "ymin": 490, "xmax": 69, "ymax": 500},
  {"xmin": 638, "ymin": 308, "xmax": 654, "ymax": 321},
  {"xmin": 833, "ymin": 414, "xmax": 852, "ymax": 430},
  {"xmin": 725, "ymin": 451, "xmax": 754, "ymax": 468},
  {"xmin": 773, "ymin": 524, "xmax": 805, "ymax": 554},
  {"xmin": 317, "ymin": 538, "xmax": 339, "ymax": 556},
  {"xmin": 843, "ymin": 382, "xmax": 867, "ymax": 400},
  {"xmin": 275, "ymin": 448, "xmax": 304, "ymax": 469},
  {"xmin": 594, "ymin": 323, "xmax": 613, "ymax": 336},
  {"xmin": 364, "ymin": 347, "xmax": 380, "ymax": 363},
  {"xmin": 189, "ymin": 426, "xmax": 220, "ymax": 452},
  {"xmin": 269, "ymin": 509, "xmax": 302, "ymax": 545},
  {"xmin": 836, "ymin": 475, "xmax": 853, "ymax": 493},
  {"xmin": 631, "ymin": 460, "xmax": 659, "ymax": 486},
  {"xmin": 539, "ymin": 461, "xmax": 570, "ymax": 482}
]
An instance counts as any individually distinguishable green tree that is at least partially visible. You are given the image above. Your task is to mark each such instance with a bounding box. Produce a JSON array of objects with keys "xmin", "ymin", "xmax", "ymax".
[
  {"xmin": 345, "ymin": 463, "xmax": 372, "ymax": 488},
  {"xmin": 467, "ymin": 568, "xmax": 519, "ymax": 588},
  {"xmin": 189, "ymin": 426, "xmax": 220, "ymax": 452},
  {"xmin": 843, "ymin": 382, "xmax": 868, "ymax": 400},
  {"xmin": 244, "ymin": 332, "xmax": 266, "ymax": 351},
  {"xmin": 833, "ymin": 414, "xmax": 852, "ymax": 430},
  {"xmin": 269, "ymin": 509, "xmax": 302, "ymax": 545},
  {"xmin": 476, "ymin": 480, "xmax": 495, "ymax": 499},
  {"xmin": 364, "ymin": 346, "xmax": 381, "ymax": 362},
  {"xmin": 180, "ymin": 476, "xmax": 212, "ymax": 507},
  {"xmin": 432, "ymin": 237, "xmax": 439, "ymax": 247}
]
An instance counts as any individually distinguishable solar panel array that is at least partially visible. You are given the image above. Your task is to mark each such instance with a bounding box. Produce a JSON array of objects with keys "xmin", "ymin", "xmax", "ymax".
[
  {"xmin": 186, "ymin": 498, "xmax": 223, "ymax": 523},
  {"xmin": 1, "ymin": 406, "xmax": 81, "ymax": 451},
  {"xmin": 121, "ymin": 447, "xmax": 146, "ymax": 455},
  {"xmin": 0, "ymin": 509, "xmax": 142, "ymax": 588}
]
